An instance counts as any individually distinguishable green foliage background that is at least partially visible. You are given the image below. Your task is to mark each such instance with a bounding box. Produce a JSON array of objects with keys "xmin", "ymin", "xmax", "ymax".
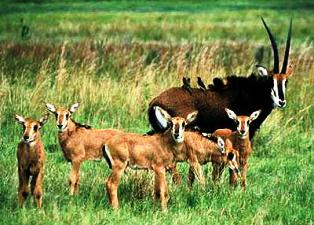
[{"xmin": 0, "ymin": 1, "xmax": 313, "ymax": 224}]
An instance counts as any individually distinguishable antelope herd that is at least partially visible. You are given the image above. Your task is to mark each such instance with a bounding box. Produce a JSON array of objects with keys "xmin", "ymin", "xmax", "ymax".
[{"xmin": 14, "ymin": 18, "xmax": 292, "ymax": 209}]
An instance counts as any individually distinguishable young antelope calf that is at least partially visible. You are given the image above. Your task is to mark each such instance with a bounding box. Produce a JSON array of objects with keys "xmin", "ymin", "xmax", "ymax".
[
  {"xmin": 213, "ymin": 108, "xmax": 261, "ymax": 188},
  {"xmin": 15, "ymin": 114, "xmax": 49, "ymax": 208},
  {"xmin": 104, "ymin": 106, "xmax": 198, "ymax": 210},
  {"xmin": 183, "ymin": 133, "xmax": 240, "ymax": 186},
  {"xmin": 46, "ymin": 102, "xmax": 122, "ymax": 195}
]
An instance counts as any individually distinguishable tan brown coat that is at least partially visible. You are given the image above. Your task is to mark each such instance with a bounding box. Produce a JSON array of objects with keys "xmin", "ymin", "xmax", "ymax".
[
  {"xmin": 104, "ymin": 107, "xmax": 198, "ymax": 210},
  {"xmin": 46, "ymin": 103, "xmax": 122, "ymax": 195},
  {"xmin": 15, "ymin": 114, "xmax": 48, "ymax": 208}
]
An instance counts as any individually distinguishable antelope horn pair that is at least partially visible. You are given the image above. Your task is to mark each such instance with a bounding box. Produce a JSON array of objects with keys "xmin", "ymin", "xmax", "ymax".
[{"xmin": 261, "ymin": 17, "xmax": 292, "ymax": 74}]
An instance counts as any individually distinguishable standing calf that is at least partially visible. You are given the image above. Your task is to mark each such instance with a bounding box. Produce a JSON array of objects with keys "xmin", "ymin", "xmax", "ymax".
[
  {"xmin": 213, "ymin": 108, "xmax": 261, "ymax": 188},
  {"xmin": 104, "ymin": 106, "xmax": 198, "ymax": 210},
  {"xmin": 171, "ymin": 132, "xmax": 240, "ymax": 187},
  {"xmin": 46, "ymin": 102, "xmax": 122, "ymax": 195},
  {"xmin": 15, "ymin": 114, "xmax": 49, "ymax": 208}
]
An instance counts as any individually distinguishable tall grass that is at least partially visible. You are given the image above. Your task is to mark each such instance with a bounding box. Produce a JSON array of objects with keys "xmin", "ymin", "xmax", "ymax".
[{"xmin": 0, "ymin": 1, "xmax": 313, "ymax": 225}]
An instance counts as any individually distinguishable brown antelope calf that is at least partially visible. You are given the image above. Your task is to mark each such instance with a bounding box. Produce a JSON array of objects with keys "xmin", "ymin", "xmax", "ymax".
[
  {"xmin": 170, "ymin": 132, "xmax": 240, "ymax": 187},
  {"xmin": 46, "ymin": 102, "xmax": 122, "ymax": 195},
  {"xmin": 15, "ymin": 114, "xmax": 49, "ymax": 208},
  {"xmin": 104, "ymin": 106, "xmax": 199, "ymax": 210},
  {"xmin": 213, "ymin": 108, "xmax": 261, "ymax": 188}
]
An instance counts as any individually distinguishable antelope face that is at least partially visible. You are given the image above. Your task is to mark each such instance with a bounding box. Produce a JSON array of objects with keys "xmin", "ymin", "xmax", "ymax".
[
  {"xmin": 170, "ymin": 117, "xmax": 186, "ymax": 143},
  {"xmin": 15, "ymin": 114, "xmax": 49, "ymax": 144},
  {"xmin": 225, "ymin": 139, "xmax": 240, "ymax": 174},
  {"xmin": 46, "ymin": 103, "xmax": 80, "ymax": 132},
  {"xmin": 259, "ymin": 18, "xmax": 293, "ymax": 109},
  {"xmin": 201, "ymin": 133, "xmax": 226, "ymax": 154},
  {"xmin": 154, "ymin": 106, "xmax": 198, "ymax": 144},
  {"xmin": 225, "ymin": 108, "xmax": 261, "ymax": 139}
]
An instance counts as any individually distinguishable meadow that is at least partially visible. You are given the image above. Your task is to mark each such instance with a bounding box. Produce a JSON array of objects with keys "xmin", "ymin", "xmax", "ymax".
[{"xmin": 0, "ymin": 1, "xmax": 313, "ymax": 224}]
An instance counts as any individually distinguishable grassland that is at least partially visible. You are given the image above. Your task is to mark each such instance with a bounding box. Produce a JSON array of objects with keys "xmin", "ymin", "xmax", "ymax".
[{"xmin": 0, "ymin": 1, "xmax": 313, "ymax": 224}]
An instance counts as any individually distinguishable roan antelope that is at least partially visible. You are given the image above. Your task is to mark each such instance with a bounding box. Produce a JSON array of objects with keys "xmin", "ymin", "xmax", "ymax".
[
  {"xmin": 15, "ymin": 114, "xmax": 49, "ymax": 208},
  {"xmin": 148, "ymin": 18, "xmax": 292, "ymax": 139},
  {"xmin": 213, "ymin": 108, "xmax": 261, "ymax": 188},
  {"xmin": 104, "ymin": 106, "xmax": 199, "ymax": 210},
  {"xmin": 46, "ymin": 102, "xmax": 122, "ymax": 195}
]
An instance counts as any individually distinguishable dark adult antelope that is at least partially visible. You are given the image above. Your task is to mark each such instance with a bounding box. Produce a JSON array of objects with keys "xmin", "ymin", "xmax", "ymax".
[
  {"xmin": 46, "ymin": 102, "xmax": 122, "ymax": 195},
  {"xmin": 148, "ymin": 18, "xmax": 292, "ymax": 139},
  {"xmin": 104, "ymin": 106, "xmax": 199, "ymax": 210},
  {"xmin": 213, "ymin": 108, "xmax": 261, "ymax": 188},
  {"xmin": 15, "ymin": 114, "xmax": 49, "ymax": 208}
]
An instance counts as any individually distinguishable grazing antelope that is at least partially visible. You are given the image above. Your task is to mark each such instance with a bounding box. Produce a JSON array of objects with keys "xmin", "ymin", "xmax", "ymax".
[
  {"xmin": 186, "ymin": 133, "xmax": 240, "ymax": 186},
  {"xmin": 148, "ymin": 18, "xmax": 292, "ymax": 139},
  {"xmin": 15, "ymin": 114, "xmax": 49, "ymax": 208},
  {"xmin": 213, "ymin": 108, "xmax": 261, "ymax": 188},
  {"xmin": 45, "ymin": 102, "xmax": 122, "ymax": 195},
  {"xmin": 104, "ymin": 106, "xmax": 199, "ymax": 210},
  {"xmin": 170, "ymin": 132, "xmax": 240, "ymax": 187}
]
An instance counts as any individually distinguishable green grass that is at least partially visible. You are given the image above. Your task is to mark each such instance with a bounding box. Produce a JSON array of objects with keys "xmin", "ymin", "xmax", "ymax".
[{"xmin": 0, "ymin": 1, "xmax": 313, "ymax": 225}]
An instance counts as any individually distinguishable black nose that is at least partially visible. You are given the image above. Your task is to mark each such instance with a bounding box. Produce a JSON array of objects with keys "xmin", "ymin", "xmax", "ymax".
[
  {"xmin": 279, "ymin": 100, "xmax": 286, "ymax": 107},
  {"xmin": 57, "ymin": 125, "xmax": 63, "ymax": 129},
  {"xmin": 24, "ymin": 135, "xmax": 29, "ymax": 140},
  {"xmin": 240, "ymin": 130, "xmax": 245, "ymax": 135}
]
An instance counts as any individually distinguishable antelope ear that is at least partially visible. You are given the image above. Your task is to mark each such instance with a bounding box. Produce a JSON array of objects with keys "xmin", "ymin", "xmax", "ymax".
[
  {"xmin": 217, "ymin": 137, "xmax": 225, "ymax": 154},
  {"xmin": 249, "ymin": 110, "xmax": 261, "ymax": 122},
  {"xmin": 39, "ymin": 114, "xmax": 49, "ymax": 127},
  {"xmin": 69, "ymin": 102, "xmax": 80, "ymax": 113},
  {"xmin": 186, "ymin": 111, "xmax": 198, "ymax": 124},
  {"xmin": 154, "ymin": 106, "xmax": 172, "ymax": 125},
  {"xmin": 46, "ymin": 103, "xmax": 57, "ymax": 114},
  {"xmin": 256, "ymin": 65, "xmax": 269, "ymax": 76},
  {"xmin": 15, "ymin": 114, "xmax": 25, "ymax": 124},
  {"xmin": 225, "ymin": 108, "xmax": 237, "ymax": 121}
]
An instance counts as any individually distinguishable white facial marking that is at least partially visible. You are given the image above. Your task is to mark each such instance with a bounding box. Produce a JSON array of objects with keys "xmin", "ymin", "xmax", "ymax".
[
  {"xmin": 237, "ymin": 118, "xmax": 249, "ymax": 139},
  {"xmin": 172, "ymin": 122, "xmax": 184, "ymax": 143},
  {"xmin": 271, "ymin": 78, "xmax": 286, "ymax": 108},
  {"xmin": 282, "ymin": 79, "xmax": 286, "ymax": 98}
]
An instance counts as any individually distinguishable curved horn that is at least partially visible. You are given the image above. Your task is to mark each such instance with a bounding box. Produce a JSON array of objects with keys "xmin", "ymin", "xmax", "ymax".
[
  {"xmin": 281, "ymin": 18, "xmax": 292, "ymax": 74},
  {"xmin": 261, "ymin": 17, "xmax": 279, "ymax": 74}
]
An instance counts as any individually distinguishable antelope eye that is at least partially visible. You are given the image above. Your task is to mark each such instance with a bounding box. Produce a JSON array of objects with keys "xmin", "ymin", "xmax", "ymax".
[
  {"xmin": 182, "ymin": 122, "xmax": 186, "ymax": 127},
  {"xmin": 55, "ymin": 114, "xmax": 58, "ymax": 119},
  {"xmin": 65, "ymin": 114, "xmax": 69, "ymax": 120},
  {"xmin": 33, "ymin": 125, "xmax": 38, "ymax": 131}
]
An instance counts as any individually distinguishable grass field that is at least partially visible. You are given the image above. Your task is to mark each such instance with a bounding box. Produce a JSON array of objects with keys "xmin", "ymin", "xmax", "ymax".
[{"xmin": 0, "ymin": 1, "xmax": 313, "ymax": 224}]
